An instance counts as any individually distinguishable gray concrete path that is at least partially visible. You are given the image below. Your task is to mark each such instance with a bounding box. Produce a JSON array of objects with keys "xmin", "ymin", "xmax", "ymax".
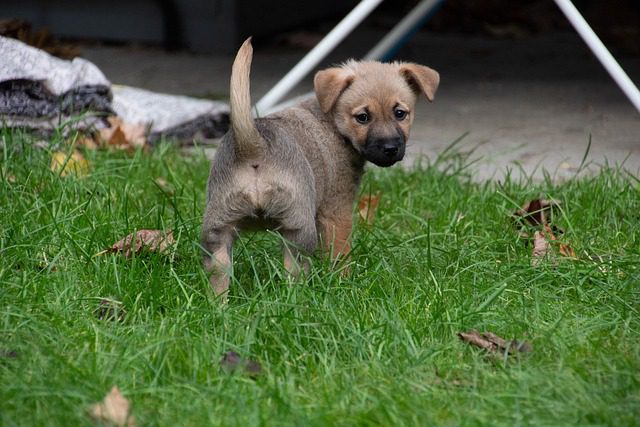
[{"xmin": 82, "ymin": 29, "xmax": 640, "ymax": 181}]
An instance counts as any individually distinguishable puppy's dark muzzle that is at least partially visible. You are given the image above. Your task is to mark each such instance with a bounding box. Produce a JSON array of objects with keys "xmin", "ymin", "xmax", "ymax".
[{"xmin": 364, "ymin": 137, "xmax": 405, "ymax": 167}]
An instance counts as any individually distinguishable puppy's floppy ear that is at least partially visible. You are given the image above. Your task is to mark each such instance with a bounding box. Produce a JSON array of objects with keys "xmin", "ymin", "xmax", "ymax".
[
  {"xmin": 314, "ymin": 68, "xmax": 354, "ymax": 113},
  {"xmin": 399, "ymin": 64, "xmax": 440, "ymax": 102}
]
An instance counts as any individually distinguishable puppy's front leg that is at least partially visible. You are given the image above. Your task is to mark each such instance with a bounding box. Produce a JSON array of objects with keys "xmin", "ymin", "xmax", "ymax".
[{"xmin": 202, "ymin": 227, "xmax": 235, "ymax": 296}]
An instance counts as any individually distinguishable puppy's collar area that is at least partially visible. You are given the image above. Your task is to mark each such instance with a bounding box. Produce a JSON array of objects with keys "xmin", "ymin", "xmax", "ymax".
[
  {"xmin": 343, "ymin": 136, "xmax": 362, "ymax": 154},
  {"xmin": 341, "ymin": 136, "xmax": 366, "ymax": 171}
]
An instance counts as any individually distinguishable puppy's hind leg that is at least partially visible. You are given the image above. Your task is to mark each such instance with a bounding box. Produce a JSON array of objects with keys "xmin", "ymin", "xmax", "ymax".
[
  {"xmin": 281, "ymin": 221, "xmax": 318, "ymax": 278},
  {"xmin": 202, "ymin": 226, "xmax": 236, "ymax": 296}
]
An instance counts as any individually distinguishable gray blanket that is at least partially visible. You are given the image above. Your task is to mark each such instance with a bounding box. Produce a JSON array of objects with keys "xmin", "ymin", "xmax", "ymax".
[{"xmin": 0, "ymin": 36, "xmax": 229, "ymax": 142}]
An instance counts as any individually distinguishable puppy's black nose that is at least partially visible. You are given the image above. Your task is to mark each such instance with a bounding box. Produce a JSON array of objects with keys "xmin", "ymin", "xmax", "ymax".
[
  {"xmin": 383, "ymin": 143, "xmax": 399, "ymax": 156},
  {"xmin": 365, "ymin": 136, "xmax": 405, "ymax": 167}
]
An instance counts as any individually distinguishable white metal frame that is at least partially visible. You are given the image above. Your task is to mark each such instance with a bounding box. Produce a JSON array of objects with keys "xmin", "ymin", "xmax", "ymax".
[
  {"xmin": 553, "ymin": 0, "xmax": 640, "ymax": 112},
  {"xmin": 256, "ymin": 0, "xmax": 640, "ymax": 115}
]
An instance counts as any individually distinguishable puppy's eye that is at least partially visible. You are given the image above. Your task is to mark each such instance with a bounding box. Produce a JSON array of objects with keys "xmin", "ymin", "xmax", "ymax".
[
  {"xmin": 394, "ymin": 109, "xmax": 407, "ymax": 121},
  {"xmin": 354, "ymin": 113, "xmax": 370, "ymax": 124}
]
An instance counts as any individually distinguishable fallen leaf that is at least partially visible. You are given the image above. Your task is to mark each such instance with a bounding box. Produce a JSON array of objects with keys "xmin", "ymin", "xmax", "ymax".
[
  {"xmin": 531, "ymin": 230, "xmax": 552, "ymax": 266},
  {"xmin": 458, "ymin": 330, "xmax": 499, "ymax": 352},
  {"xmin": 514, "ymin": 198, "xmax": 560, "ymax": 228},
  {"xmin": 458, "ymin": 330, "xmax": 532, "ymax": 355},
  {"xmin": 75, "ymin": 135, "xmax": 99, "ymax": 150},
  {"xmin": 559, "ymin": 241, "xmax": 577, "ymax": 259},
  {"xmin": 98, "ymin": 230, "xmax": 176, "ymax": 258},
  {"xmin": 220, "ymin": 351, "xmax": 262, "ymax": 379},
  {"xmin": 514, "ymin": 198, "xmax": 577, "ymax": 264},
  {"xmin": 154, "ymin": 177, "xmax": 175, "ymax": 195},
  {"xmin": 109, "ymin": 127, "xmax": 128, "ymax": 148},
  {"xmin": 482, "ymin": 331, "xmax": 531, "ymax": 352},
  {"xmin": 51, "ymin": 150, "xmax": 90, "ymax": 177},
  {"xmin": 98, "ymin": 117, "xmax": 147, "ymax": 153},
  {"xmin": 94, "ymin": 299, "xmax": 126, "ymax": 322},
  {"xmin": 118, "ymin": 120, "xmax": 147, "ymax": 149},
  {"xmin": 358, "ymin": 192, "xmax": 381, "ymax": 225},
  {"xmin": 87, "ymin": 386, "xmax": 136, "ymax": 427},
  {"xmin": 532, "ymin": 224, "xmax": 577, "ymax": 266}
]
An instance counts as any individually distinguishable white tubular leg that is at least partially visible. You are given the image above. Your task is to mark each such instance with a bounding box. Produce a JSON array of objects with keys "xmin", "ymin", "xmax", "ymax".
[{"xmin": 554, "ymin": 0, "xmax": 640, "ymax": 113}]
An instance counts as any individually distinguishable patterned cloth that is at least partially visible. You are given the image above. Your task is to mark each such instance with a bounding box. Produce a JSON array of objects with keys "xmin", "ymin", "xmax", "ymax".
[
  {"xmin": 111, "ymin": 85, "xmax": 229, "ymax": 143},
  {"xmin": 0, "ymin": 36, "xmax": 229, "ymax": 142},
  {"xmin": 0, "ymin": 36, "xmax": 112, "ymax": 130}
]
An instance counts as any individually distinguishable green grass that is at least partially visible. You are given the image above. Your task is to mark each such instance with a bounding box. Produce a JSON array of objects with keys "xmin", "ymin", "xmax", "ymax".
[{"xmin": 1, "ymin": 128, "xmax": 639, "ymax": 426}]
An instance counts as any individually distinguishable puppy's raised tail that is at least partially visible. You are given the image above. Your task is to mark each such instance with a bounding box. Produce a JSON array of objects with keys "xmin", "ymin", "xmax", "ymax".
[{"xmin": 230, "ymin": 37, "xmax": 261, "ymax": 158}]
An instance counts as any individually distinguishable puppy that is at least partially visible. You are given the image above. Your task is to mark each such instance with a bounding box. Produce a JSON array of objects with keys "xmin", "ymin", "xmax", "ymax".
[{"xmin": 202, "ymin": 38, "xmax": 439, "ymax": 295}]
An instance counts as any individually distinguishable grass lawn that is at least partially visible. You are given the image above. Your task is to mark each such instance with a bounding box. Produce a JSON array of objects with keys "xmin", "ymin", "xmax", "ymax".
[{"xmin": 1, "ymin": 129, "xmax": 639, "ymax": 426}]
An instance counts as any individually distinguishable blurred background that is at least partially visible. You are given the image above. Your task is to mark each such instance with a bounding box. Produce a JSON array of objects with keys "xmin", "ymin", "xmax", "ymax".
[
  {"xmin": 1, "ymin": 0, "xmax": 639, "ymax": 179},
  {"xmin": 2, "ymin": 0, "xmax": 639, "ymax": 55}
]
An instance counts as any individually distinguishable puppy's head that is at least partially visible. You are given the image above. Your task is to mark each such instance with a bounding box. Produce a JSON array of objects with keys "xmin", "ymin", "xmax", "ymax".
[{"xmin": 314, "ymin": 60, "xmax": 439, "ymax": 167}]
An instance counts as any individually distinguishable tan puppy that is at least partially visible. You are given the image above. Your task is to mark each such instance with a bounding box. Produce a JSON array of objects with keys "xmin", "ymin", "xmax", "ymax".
[{"xmin": 202, "ymin": 38, "xmax": 439, "ymax": 295}]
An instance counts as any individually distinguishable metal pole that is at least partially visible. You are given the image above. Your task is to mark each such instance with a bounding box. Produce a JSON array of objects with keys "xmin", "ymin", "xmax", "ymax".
[
  {"xmin": 365, "ymin": 0, "xmax": 443, "ymax": 61},
  {"xmin": 255, "ymin": 0, "xmax": 384, "ymax": 114},
  {"xmin": 553, "ymin": 0, "xmax": 640, "ymax": 113}
]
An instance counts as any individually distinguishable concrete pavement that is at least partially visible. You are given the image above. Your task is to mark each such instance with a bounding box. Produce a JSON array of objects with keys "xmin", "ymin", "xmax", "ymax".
[{"xmin": 82, "ymin": 28, "xmax": 640, "ymax": 181}]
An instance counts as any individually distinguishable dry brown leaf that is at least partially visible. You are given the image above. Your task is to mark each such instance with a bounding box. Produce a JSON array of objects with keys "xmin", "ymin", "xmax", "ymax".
[
  {"xmin": 514, "ymin": 198, "xmax": 577, "ymax": 264},
  {"xmin": 50, "ymin": 150, "xmax": 90, "ymax": 177},
  {"xmin": 154, "ymin": 177, "xmax": 175, "ymax": 195},
  {"xmin": 481, "ymin": 331, "xmax": 511, "ymax": 349},
  {"xmin": 107, "ymin": 127, "xmax": 128, "ymax": 148},
  {"xmin": 458, "ymin": 330, "xmax": 532, "ymax": 355},
  {"xmin": 532, "ymin": 224, "xmax": 577, "ymax": 265},
  {"xmin": 514, "ymin": 198, "xmax": 560, "ymax": 227},
  {"xmin": 98, "ymin": 117, "xmax": 147, "ymax": 153},
  {"xmin": 76, "ymin": 135, "xmax": 99, "ymax": 150},
  {"xmin": 559, "ymin": 242, "xmax": 577, "ymax": 259},
  {"xmin": 118, "ymin": 120, "xmax": 147, "ymax": 149},
  {"xmin": 97, "ymin": 128, "xmax": 112, "ymax": 146},
  {"xmin": 99, "ymin": 230, "xmax": 176, "ymax": 258},
  {"xmin": 531, "ymin": 230, "xmax": 552, "ymax": 266},
  {"xmin": 358, "ymin": 192, "xmax": 381, "ymax": 225},
  {"xmin": 87, "ymin": 386, "xmax": 136, "ymax": 427},
  {"xmin": 458, "ymin": 330, "xmax": 498, "ymax": 352}
]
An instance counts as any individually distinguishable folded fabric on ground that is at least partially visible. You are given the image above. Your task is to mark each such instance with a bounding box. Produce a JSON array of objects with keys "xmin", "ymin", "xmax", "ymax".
[
  {"xmin": 111, "ymin": 85, "xmax": 229, "ymax": 144},
  {"xmin": 0, "ymin": 36, "xmax": 229, "ymax": 143},
  {"xmin": 0, "ymin": 36, "xmax": 112, "ymax": 131}
]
